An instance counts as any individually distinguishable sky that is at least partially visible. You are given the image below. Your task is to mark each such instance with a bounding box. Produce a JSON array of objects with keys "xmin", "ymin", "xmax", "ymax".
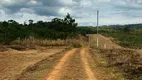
[{"xmin": 0, "ymin": 0, "xmax": 142, "ymax": 26}]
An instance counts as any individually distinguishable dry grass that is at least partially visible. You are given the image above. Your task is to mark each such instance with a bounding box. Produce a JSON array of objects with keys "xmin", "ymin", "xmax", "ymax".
[
  {"xmin": 11, "ymin": 36, "xmax": 86, "ymax": 48},
  {"xmin": 17, "ymin": 49, "xmax": 68, "ymax": 80},
  {"xmin": 87, "ymin": 48, "xmax": 125, "ymax": 80},
  {"xmin": 0, "ymin": 47, "xmax": 64, "ymax": 80},
  {"xmin": 88, "ymin": 34, "xmax": 142, "ymax": 80},
  {"xmin": 98, "ymin": 48, "xmax": 142, "ymax": 80},
  {"xmin": 89, "ymin": 34, "xmax": 121, "ymax": 49}
]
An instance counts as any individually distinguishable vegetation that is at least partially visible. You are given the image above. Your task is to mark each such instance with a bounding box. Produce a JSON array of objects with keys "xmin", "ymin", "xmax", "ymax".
[
  {"xmin": 11, "ymin": 37, "xmax": 85, "ymax": 48},
  {"xmin": 76, "ymin": 26, "xmax": 97, "ymax": 35},
  {"xmin": 99, "ymin": 25, "xmax": 142, "ymax": 49},
  {"xmin": 0, "ymin": 12, "xmax": 142, "ymax": 48},
  {"xmin": 77, "ymin": 24, "xmax": 142, "ymax": 49},
  {"xmin": 0, "ymin": 13, "xmax": 78, "ymax": 45},
  {"xmin": 99, "ymin": 49, "xmax": 142, "ymax": 80}
]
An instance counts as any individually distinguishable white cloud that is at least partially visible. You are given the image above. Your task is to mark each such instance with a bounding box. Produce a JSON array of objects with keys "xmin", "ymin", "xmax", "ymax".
[
  {"xmin": 0, "ymin": 9, "xmax": 52, "ymax": 24},
  {"xmin": 0, "ymin": 0, "xmax": 142, "ymax": 25},
  {"xmin": 60, "ymin": 0, "xmax": 74, "ymax": 5},
  {"xmin": 59, "ymin": 7, "xmax": 72, "ymax": 15},
  {"xmin": 98, "ymin": 0, "xmax": 110, "ymax": 2},
  {"xmin": 20, "ymin": 8, "xmax": 35, "ymax": 14},
  {"xmin": 1, "ymin": 0, "xmax": 28, "ymax": 5},
  {"xmin": 80, "ymin": 0, "xmax": 92, "ymax": 7}
]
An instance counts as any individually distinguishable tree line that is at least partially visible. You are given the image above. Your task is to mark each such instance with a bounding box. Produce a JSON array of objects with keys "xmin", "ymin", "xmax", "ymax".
[{"xmin": 0, "ymin": 13, "xmax": 78, "ymax": 44}]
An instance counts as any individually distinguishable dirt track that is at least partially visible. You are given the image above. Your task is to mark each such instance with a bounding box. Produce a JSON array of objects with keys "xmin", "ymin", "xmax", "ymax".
[
  {"xmin": 46, "ymin": 48, "xmax": 97, "ymax": 80},
  {"xmin": 17, "ymin": 34, "xmax": 125, "ymax": 80}
]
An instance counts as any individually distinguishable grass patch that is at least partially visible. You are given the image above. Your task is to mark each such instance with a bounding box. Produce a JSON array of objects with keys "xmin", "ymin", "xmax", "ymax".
[
  {"xmin": 11, "ymin": 36, "xmax": 87, "ymax": 48},
  {"xmin": 87, "ymin": 49, "xmax": 125, "ymax": 80},
  {"xmin": 100, "ymin": 27, "xmax": 142, "ymax": 49},
  {"xmin": 98, "ymin": 48, "xmax": 142, "ymax": 80}
]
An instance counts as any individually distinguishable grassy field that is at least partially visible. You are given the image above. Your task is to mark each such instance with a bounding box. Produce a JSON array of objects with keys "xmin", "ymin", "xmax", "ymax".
[
  {"xmin": 78, "ymin": 25, "xmax": 142, "ymax": 49},
  {"xmin": 99, "ymin": 26, "xmax": 142, "ymax": 49}
]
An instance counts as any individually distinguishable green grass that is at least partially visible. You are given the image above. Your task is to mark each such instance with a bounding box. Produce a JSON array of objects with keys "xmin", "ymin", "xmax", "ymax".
[
  {"xmin": 100, "ymin": 27, "xmax": 142, "ymax": 49},
  {"xmin": 76, "ymin": 26, "xmax": 142, "ymax": 49}
]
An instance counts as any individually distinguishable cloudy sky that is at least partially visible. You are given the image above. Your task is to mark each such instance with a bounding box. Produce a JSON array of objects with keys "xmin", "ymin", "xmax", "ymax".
[{"xmin": 0, "ymin": 0, "xmax": 142, "ymax": 26}]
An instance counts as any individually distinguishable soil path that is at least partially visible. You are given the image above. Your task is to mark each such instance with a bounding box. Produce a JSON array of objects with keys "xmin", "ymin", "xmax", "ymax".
[
  {"xmin": 80, "ymin": 48, "xmax": 97, "ymax": 80},
  {"xmin": 46, "ymin": 48, "xmax": 97, "ymax": 80},
  {"xmin": 46, "ymin": 49, "xmax": 77, "ymax": 80}
]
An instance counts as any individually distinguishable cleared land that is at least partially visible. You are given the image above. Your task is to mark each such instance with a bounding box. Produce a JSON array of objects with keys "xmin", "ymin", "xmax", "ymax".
[
  {"xmin": 0, "ymin": 46, "xmax": 64, "ymax": 80},
  {"xmin": 0, "ymin": 34, "xmax": 141, "ymax": 80},
  {"xmin": 19, "ymin": 48, "xmax": 98, "ymax": 80}
]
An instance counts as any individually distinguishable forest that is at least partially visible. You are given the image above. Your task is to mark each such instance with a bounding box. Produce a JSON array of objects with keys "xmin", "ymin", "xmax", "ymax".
[{"xmin": 0, "ymin": 13, "xmax": 78, "ymax": 44}]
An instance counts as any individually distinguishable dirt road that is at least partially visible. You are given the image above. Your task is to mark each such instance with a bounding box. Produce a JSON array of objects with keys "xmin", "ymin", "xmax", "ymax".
[
  {"xmin": 18, "ymin": 34, "xmax": 123, "ymax": 80},
  {"xmin": 46, "ymin": 48, "xmax": 97, "ymax": 80}
]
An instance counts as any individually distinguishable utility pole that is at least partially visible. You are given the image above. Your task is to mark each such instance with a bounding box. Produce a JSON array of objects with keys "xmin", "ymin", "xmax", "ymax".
[{"xmin": 96, "ymin": 10, "xmax": 99, "ymax": 48}]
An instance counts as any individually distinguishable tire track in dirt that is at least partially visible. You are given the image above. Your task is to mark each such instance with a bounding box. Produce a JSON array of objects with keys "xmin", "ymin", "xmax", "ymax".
[
  {"xmin": 46, "ymin": 48, "xmax": 77, "ymax": 80},
  {"xmin": 80, "ymin": 48, "xmax": 97, "ymax": 80},
  {"xmin": 46, "ymin": 48, "xmax": 97, "ymax": 80},
  {"xmin": 58, "ymin": 49, "xmax": 87, "ymax": 80}
]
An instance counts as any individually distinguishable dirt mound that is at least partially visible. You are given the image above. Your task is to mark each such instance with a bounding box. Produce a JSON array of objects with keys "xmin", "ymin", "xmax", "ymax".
[
  {"xmin": 0, "ymin": 46, "xmax": 8, "ymax": 52},
  {"xmin": 89, "ymin": 34, "xmax": 121, "ymax": 49},
  {"xmin": 7, "ymin": 45, "xmax": 27, "ymax": 51}
]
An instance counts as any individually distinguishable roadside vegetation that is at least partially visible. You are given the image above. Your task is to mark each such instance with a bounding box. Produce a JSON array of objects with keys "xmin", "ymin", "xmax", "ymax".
[
  {"xmin": 11, "ymin": 36, "xmax": 85, "ymax": 48},
  {"xmin": 98, "ymin": 49, "xmax": 142, "ymax": 80},
  {"xmin": 88, "ymin": 34, "xmax": 142, "ymax": 80},
  {"xmin": 1, "ymin": 12, "xmax": 141, "ymax": 48},
  {"xmin": 77, "ymin": 24, "xmax": 142, "ymax": 49},
  {"xmin": 0, "ymin": 13, "xmax": 78, "ymax": 46},
  {"xmin": 100, "ymin": 25, "xmax": 142, "ymax": 49}
]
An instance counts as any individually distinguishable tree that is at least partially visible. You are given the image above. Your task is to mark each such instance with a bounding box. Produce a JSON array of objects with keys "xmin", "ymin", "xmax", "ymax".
[
  {"xmin": 64, "ymin": 13, "xmax": 78, "ymax": 26},
  {"xmin": 0, "ymin": 14, "xmax": 78, "ymax": 44},
  {"xmin": 50, "ymin": 13, "xmax": 78, "ymax": 32},
  {"xmin": 29, "ymin": 19, "xmax": 34, "ymax": 24},
  {"xmin": 123, "ymin": 27, "xmax": 130, "ymax": 32},
  {"xmin": 28, "ymin": 19, "xmax": 34, "ymax": 28},
  {"xmin": 63, "ymin": 13, "xmax": 78, "ymax": 32}
]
